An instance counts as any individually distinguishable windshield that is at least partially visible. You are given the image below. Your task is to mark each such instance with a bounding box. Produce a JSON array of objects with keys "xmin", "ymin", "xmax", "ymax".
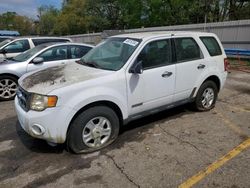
[
  {"xmin": 0, "ymin": 39, "xmax": 12, "ymax": 48},
  {"xmin": 12, "ymin": 45, "xmax": 46, "ymax": 62},
  {"xmin": 80, "ymin": 37, "xmax": 141, "ymax": 71}
]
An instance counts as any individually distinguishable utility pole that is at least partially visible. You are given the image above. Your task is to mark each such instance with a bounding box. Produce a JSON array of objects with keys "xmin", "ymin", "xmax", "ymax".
[{"xmin": 204, "ymin": 0, "xmax": 208, "ymax": 31}]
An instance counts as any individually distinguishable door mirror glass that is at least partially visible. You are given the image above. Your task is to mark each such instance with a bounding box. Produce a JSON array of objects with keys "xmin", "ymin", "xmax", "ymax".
[
  {"xmin": 129, "ymin": 60, "xmax": 143, "ymax": 74},
  {"xmin": 32, "ymin": 57, "xmax": 44, "ymax": 64}
]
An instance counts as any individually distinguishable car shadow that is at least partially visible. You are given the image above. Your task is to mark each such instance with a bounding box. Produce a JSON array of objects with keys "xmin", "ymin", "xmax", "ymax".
[
  {"xmin": 16, "ymin": 122, "xmax": 65, "ymax": 154},
  {"xmin": 16, "ymin": 104, "xmax": 193, "ymax": 154}
]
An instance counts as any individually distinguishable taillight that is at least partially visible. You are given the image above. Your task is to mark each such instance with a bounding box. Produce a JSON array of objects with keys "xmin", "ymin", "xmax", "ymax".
[{"xmin": 224, "ymin": 58, "xmax": 229, "ymax": 72}]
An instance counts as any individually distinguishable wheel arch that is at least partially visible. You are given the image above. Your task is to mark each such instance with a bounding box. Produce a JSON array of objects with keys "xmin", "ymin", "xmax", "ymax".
[
  {"xmin": 66, "ymin": 100, "xmax": 124, "ymax": 138},
  {"xmin": 0, "ymin": 73, "xmax": 19, "ymax": 80},
  {"xmin": 202, "ymin": 75, "xmax": 221, "ymax": 92}
]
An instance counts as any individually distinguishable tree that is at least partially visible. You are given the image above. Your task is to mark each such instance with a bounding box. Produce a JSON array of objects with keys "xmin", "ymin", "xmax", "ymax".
[
  {"xmin": 0, "ymin": 12, "xmax": 35, "ymax": 35},
  {"xmin": 37, "ymin": 5, "xmax": 59, "ymax": 35}
]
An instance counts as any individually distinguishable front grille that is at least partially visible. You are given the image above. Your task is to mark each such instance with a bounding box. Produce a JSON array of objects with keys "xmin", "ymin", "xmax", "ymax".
[{"xmin": 17, "ymin": 86, "xmax": 31, "ymax": 112}]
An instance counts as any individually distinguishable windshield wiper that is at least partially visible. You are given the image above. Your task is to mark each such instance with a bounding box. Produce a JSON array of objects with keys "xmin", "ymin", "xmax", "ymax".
[{"xmin": 76, "ymin": 59, "xmax": 101, "ymax": 69}]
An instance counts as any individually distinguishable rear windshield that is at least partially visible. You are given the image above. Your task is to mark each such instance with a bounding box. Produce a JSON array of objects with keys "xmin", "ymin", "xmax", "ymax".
[{"xmin": 200, "ymin": 37, "xmax": 222, "ymax": 56}]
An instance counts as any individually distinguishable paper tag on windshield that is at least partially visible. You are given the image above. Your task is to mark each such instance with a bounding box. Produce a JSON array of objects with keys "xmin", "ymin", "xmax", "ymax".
[{"xmin": 123, "ymin": 39, "xmax": 139, "ymax": 46}]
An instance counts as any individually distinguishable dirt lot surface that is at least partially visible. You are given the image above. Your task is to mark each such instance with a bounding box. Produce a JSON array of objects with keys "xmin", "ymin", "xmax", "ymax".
[{"xmin": 0, "ymin": 70, "xmax": 249, "ymax": 188}]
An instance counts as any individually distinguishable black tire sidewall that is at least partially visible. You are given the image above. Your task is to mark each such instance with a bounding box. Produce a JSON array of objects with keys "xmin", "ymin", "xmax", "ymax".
[
  {"xmin": 67, "ymin": 106, "xmax": 120, "ymax": 153},
  {"xmin": 0, "ymin": 75, "xmax": 18, "ymax": 101},
  {"xmin": 195, "ymin": 81, "xmax": 218, "ymax": 111}
]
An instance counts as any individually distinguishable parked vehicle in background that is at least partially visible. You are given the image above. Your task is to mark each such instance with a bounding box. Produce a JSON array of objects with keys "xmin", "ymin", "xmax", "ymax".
[
  {"xmin": 0, "ymin": 37, "xmax": 72, "ymax": 61},
  {"xmin": 0, "ymin": 42, "xmax": 93, "ymax": 100},
  {"xmin": 15, "ymin": 31, "xmax": 228, "ymax": 153},
  {"xmin": 0, "ymin": 36, "xmax": 13, "ymax": 43}
]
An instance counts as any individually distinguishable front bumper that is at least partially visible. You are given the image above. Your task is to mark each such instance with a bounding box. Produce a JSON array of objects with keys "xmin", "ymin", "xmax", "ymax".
[{"xmin": 15, "ymin": 97, "xmax": 76, "ymax": 144}]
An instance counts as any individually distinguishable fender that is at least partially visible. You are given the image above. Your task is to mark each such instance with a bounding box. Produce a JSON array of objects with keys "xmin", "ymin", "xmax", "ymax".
[
  {"xmin": 193, "ymin": 70, "xmax": 221, "ymax": 97},
  {"xmin": 57, "ymin": 86, "xmax": 128, "ymax": 121}
]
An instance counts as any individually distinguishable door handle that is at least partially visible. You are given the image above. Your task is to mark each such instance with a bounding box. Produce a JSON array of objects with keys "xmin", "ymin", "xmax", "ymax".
[
  {"xmin": 197, "ymin": 64, "xmax": 206, "ymax": 69},
  {"xmin": 162, "ymin": 71, "xmax": 172, "ymax": 77}
]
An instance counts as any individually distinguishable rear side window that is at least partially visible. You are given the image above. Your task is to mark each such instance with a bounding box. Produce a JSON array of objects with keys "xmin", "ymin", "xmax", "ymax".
[
  {"xmin": 200, "ymin": 37, "xmax": 222, "ymax": 56},
  {"xmin": 175, "ymin": 37, "xmax": 202, "ymax": 62},
  {"xmin": 32, "ymin": 39, "xmax": 70, "ymax": 46}
]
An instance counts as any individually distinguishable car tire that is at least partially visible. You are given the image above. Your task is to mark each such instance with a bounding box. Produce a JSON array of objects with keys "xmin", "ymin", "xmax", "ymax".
[
  {"xmin": 67, "ymin": 106, "xmax": 120, "ymax": 153},
  {"xmin": 0, "ymin": 75, "xmax": 18, "ymax": 101},
  {"xmin": 193, "ymin": 81, "xmax": 218, "ymax": 111}
]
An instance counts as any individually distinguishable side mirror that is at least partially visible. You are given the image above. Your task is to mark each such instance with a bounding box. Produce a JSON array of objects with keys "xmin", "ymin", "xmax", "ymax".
[
  {"xmin": 0, "ymin": 49, "xmax": 6, "ymax": 54},
  {"xmin": 129, "ymin": 60, "xmax": 143, "ymax": 74},
  {"xmin": 32, "ymin": 57, "xmax": 44, "ymax": 64}
]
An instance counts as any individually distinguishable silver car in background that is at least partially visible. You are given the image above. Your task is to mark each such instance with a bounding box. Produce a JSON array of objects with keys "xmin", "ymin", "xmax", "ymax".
[
  {"xmin": 0, "ymin": 42, "xmax": 93, "ymax": 100},
  {"xmin": 0, "ymin": 37, "xmax": 72, "ymax": 61}
]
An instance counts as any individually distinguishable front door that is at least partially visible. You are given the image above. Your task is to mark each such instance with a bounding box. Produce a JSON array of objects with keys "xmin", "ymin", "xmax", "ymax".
[
  {"xmin": 126, "ymin": 38, "xmax": 176, "ymax": 115},
  {"xmin": 2, "ymin": 39, "xmax": 30, "ymax": 59},
  {"xmin": 27, "ymin": 45, "xmax": 69, "ymax": 73}
]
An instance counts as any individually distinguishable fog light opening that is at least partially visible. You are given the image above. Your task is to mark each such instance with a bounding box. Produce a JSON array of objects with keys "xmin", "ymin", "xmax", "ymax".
[{"xmin": 31, "ymin": 124, "xmax": 45, "ymax": 136}]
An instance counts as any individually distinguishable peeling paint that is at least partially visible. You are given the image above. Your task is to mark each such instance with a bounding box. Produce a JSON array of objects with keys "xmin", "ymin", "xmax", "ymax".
[
  {"xmin": 21, "ymin": 66, "xmax": 65, "ymax": 90},
  {"xmin": 19, "ymin": 63, "xmax": 112, "ymax": 95}
]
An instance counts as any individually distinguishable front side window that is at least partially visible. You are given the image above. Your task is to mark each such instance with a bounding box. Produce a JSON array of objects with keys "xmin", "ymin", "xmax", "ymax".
[
  {"xmin": 138, "ymin": 39, "xmax": 171, "ymax": 69},
  {"xmin": 175, "ymin": 38, "xmax": 202, "ymax": 62},
  {"xmin": 70, "ymin": 45, "xmax": 92, "ymax": 59},
  {"xmin": 200, "ymin": 37, "xmax": 222, "ymax": 56},
  {"xmin": 37, "ymin": 46, "xmax": 68, "ymax": 61},
  {"xmin": 80, "ymin": 37, "xmax": 141, "ymax": 71},
  {"xmin": 3, "ymin": 39, "xmax": 30, "ymax": 53}
]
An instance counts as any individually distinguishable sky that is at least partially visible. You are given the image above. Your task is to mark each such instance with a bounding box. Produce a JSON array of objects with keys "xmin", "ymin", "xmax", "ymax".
[{"xmin": 0, "ymin": 0, "xmax": 63, "ymax": 19}]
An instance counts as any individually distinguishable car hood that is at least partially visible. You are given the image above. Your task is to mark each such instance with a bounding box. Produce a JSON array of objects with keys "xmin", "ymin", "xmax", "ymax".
[
  {"xmin": 19, "ymin": 62, "xmax": 114, "ymax": 95},
  {"xmin": 0, "ymin": 59, "xmax": 20, "ymax": 65}
]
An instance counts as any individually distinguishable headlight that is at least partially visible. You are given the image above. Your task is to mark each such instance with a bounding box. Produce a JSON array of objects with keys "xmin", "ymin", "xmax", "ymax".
[{"xmin": 30, "ymin": 94, "xmax": 58, "ymax": 111}]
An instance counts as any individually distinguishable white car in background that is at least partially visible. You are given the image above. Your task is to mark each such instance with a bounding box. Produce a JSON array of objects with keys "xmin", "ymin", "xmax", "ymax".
[
  {"xmin": 0, "ymin": 42, "xmax": 93, "ymax": 100},
  {"xmin": 0, "ymin": 37, "xmax": 72, "ymax": 61}
]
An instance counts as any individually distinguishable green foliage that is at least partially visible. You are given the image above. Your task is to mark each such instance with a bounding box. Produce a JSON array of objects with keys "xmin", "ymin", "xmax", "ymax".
[{"xmin": 0, "ymin": 12, "xmax": 34, "ymax": 35}]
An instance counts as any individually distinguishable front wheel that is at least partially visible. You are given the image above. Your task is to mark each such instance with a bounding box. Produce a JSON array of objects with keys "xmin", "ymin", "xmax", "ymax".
[
  {"xmin": 0, "ymin": 75, "xmax": 18, "ymax": 101},
  {"xmin": 67, "ymin": 106, "xmax": 120, "ymax": 153},
  {"xmin": 193, "ymin": 81, "xmax": 218, "ymax": 111}
]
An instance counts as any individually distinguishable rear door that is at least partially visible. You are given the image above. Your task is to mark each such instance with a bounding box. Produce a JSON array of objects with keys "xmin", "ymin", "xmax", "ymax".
[
  {"xmin": 26, "ymin": 45, "xmax": 69, "ymax": 73},
  {"xmin": 126, "ymin": 38, "xmax": 176, "ymax": 115},
  {"xmin": 173, "ymin": 37, "xmax": 206, "ymax": 102}
]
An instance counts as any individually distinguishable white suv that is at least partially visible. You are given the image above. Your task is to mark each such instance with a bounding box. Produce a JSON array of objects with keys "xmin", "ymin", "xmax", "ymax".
[{"xmin": 15, "ymin": 32, "xmax": 228, "ymax": 153}]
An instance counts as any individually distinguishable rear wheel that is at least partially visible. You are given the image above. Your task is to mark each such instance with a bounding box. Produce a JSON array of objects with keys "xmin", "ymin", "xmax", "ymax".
[
  {"xmin": 67, "ymin": 106, "xmax": 120, "ymax": 153},
  {"xmin": 0, "ymin": 75, "xmax": 18, "ymax": 101},
  {"xmin": 193, "ymin": 81, "xmax": 218, "ymax": 111}
]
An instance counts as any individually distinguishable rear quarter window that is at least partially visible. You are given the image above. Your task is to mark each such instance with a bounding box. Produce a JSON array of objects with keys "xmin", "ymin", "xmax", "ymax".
[{"xmin": 200, "ymin": 37, "xmax": 222, "ymax": 56}]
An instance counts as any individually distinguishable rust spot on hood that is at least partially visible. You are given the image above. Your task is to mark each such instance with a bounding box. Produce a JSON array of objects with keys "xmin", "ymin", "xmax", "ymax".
[{"xmin": 22, "ymin": 66, "xmax": 65, "ymax": 90}]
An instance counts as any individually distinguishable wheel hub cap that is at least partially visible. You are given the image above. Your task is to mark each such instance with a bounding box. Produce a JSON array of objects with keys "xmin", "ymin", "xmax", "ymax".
[
  {"xmin": 201, "ymin": 88, "xmax": 214, "ymax": 108},
  {"xmin": 82, "ymin": 117, "xmax": 112, "ymax": 148},
  {"xmin": 0, "ymin": 79, "xmax": 17, "ymax": 99}
]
